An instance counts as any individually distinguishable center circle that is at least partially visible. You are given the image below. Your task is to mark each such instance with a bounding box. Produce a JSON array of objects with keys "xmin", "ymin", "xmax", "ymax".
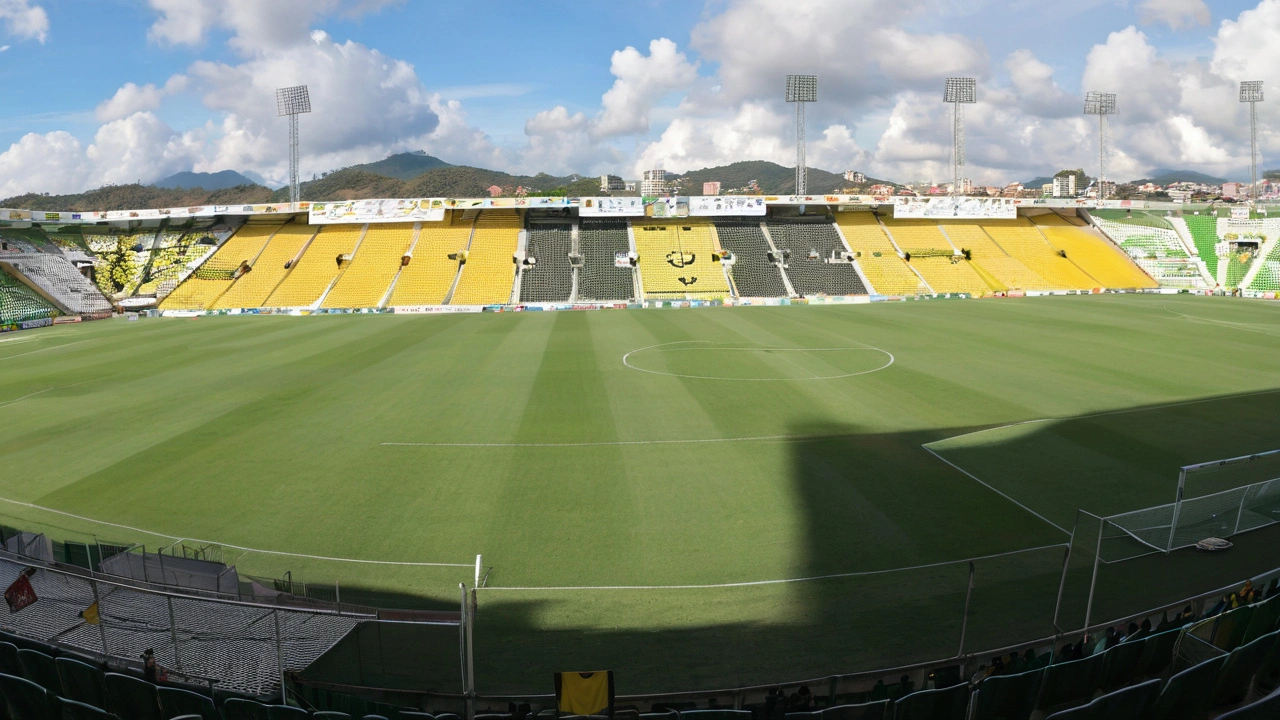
[{"xmin": 622, "ymin": 341, "xmax": 894, "ymax": 381}]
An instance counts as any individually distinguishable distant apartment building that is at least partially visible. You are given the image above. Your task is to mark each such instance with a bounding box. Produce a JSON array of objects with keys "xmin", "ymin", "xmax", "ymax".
[
  {"xmin": 703, "ymin": 181, "xmax": 721, "ymax": 196},
  {"xmin": 599, "ymin": 174, "xmax": 626, "ymax": 192},
  {"xmin": 844, "ymin": 170, "xmax": 866, "ymax": 184},
  {"xmin": 1052, "ymin": 174, "xmax": 1077, "ymax": 198},
  {"xmin": 642, "ymin": 168, "xmax": 670, "ymax": 197},
  {"xmin": 1222, "ymin": 182, "xmax": 1244, "ymax": 199}
]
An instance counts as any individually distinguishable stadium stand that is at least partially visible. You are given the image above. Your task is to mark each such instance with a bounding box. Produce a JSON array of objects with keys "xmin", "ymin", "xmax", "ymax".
[
  {"xmin": 1182, "ymin": 215, "xmax": 1221, "ymax": 279},
  {"xmin": 1225, "ymin": 250, "xmax": 1255, "ymax": 289},
  {"xmin": 634, "ymin": 219, "xmax": 730, "ymax": 298},
  {"xmin": 385, "ymin": 215, "xmax": 473, "ymax": 306},
  {"xmin": 576, "ymin": 219, "xmax": 634, "ymax": 301},
  {"xmin": 0, "ymin": 270, "xmax": 58, "ymax": 325},
  {"xmin": 450, "ymin": 211, "xmax": 520, "ymax": 306},
  {"xmin": 833, "ymin": 213, "xmax": 928, "ymax": 296},
  {"xmin": 263, "ymin": 225, "xmax": 364, "ymax": 308},
  {"xmin": 323, "ymin": 223, "xmax": 415, "ymax": 309},
  {"xmin": 765, "ymin": 218, "xmax": 867, "ymax": 296},
  {"xmin": 518, "ymin": 222, "xmax": 573, "ymax": 303},
  {"xmin": 0, "ymin": 254, "xmax": 112, "ymax": 315},
  {"xmin": 880, "ymin": 218, "xmax": 991, "ymax": 296},
  {"xmin": 213, "ymin": 224, "xmax": 318, "ymax": 309},
  {"xmin": 1247, "ymin": 242, "xmax": 1280, "ymax": 293},
  {"xmin": 714, "ymin": 220, "xmax": 788, "ymax": 298},
  {"xmin": 1091, "ymin": 217, "xmax": 1204, "ymax": 287},
  {"xmin": 940, "ymin": 221, "xmax": 1048, "ymax": 291},
  {"xmin": 0, "ymin": 230, "xmax": 45, "ymax": 254},
  {"xmin": 1029, "ymin": 217, "xmax": 1157, "ymax": 289},
  {"xmin": 160, "ymin": 224, "xmax": 280, "ymax": 310},
  {"xmin": 981, "ymin": 219, "xmax": 1100, "ymax": 289}
]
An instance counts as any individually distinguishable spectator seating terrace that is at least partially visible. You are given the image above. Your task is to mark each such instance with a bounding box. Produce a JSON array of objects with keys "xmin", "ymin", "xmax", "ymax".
[
  {"xmin": 634, "ymin": 220, "xmax": 730, "ymax": 299},
  {"xmin": 385, "ymin": 216, "xmax": 473, "ymax": 307},
  {"xmin": 1029, "ymin": 217, "xmax": 1157, "ymax": 289},
  {"xmin": 518, "ymin": 223, "xmax": 573, "ymax": 303},
  {"xmin": 981, "ymin": 219, "xmax": 1099, "ymax": 289},
  {"xmin": 765, "ymin": 218, "xmax": 867, "ymax": 296},
  {"xmin": 833, "ymin": 213, "xmax": 927, "ymax": 296},
  {"xmin": 576, "ymin": 219, "xmax": 634, "ymax": 302},
  {"xmin": 323, "ymin": 224, "xmax": 416, "ymax": 309},
  {"xmin": 450, "ymin": 211, "xmax": 520, "ymax": 306},
  {"xmin": 213, "ymin": 224, "xmax": 318, "ymax": 309},
  {"xmin": 160, "ymin": 224, "xmax": 282, "ymax": 310},
  {"xmin": 714, "ymin": 220, "xmax": 788, "ymax": 298},
  {"xmin": 263, "ymin": 225, "xmax": 364, "ymax": 308}
]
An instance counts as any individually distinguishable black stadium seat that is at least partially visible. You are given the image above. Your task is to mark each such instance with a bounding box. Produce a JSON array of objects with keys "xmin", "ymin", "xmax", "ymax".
[{"xmin": 55, "ymin": 657, "xmax": 108, "ymax": 711}]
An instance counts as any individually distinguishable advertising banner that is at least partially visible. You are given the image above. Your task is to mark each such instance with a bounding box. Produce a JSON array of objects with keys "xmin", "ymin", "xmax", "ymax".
[
  {"xmin": 688, "ymin": 195, "xmax": 766, "ymax": 216},
  {"xmin": 579, "ymin": 197, "xmax": 644, "ymax": 217},
  {"xmin": 309, "ymin": 199, "xmax": 447, "ymax": 225},
  {"xmin": 524, "ymin": 197, "xmax": 572, "ymax": 208},
  {"xmin": 892, "ymin": 196, "xmax": 1017, "ymax": 219},
  {"xmin": 644, "ymin": 197, "xmax": 689, "ymax": 218}
]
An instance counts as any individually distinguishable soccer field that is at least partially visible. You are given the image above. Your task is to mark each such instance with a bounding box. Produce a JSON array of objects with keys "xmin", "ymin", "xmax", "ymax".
[{"xmin": 3, "ymin": 294, "xmax": 1280, "ymax": 694}]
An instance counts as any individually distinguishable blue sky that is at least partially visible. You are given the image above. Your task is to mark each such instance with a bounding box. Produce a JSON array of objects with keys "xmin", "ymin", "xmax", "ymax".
[{"xmin": 0, "ymin": 0, "xmax": 1275, "ymax": 196}]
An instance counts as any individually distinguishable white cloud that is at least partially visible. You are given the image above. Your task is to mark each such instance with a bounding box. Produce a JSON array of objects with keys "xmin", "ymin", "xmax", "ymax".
[
  {"xmin": 147, "ymin": 0, "xmax": 400, "ymax": 54},
  {"xmin": 0, "ymin": 132, "xmax": 87, "ymax": 197},
  {"xmin": 0, "ymin": 45, "xmax": 10, "ymax": 52},
  {"xmin": 0, "ymin": 0, "xmax": 47, "ymax": 43},
  {"xmin": 591, "ymin": 38, "xmax": 698, "ymax": 139},
  {"xmin": 1138, "ymin": 0, "xmax": 1211, "ymax": 30},
  {"xmin": 96, "ymin": 83, "xmax": 165, "ymax": 122}
]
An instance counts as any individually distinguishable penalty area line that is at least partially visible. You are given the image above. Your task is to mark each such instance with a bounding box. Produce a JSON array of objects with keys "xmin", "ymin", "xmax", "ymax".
[
  {"xmin": 0, "ymin": 496, "xmax": 473, "ymax": 568},
  {"xmin": 921, "ymin": 446, "xmax": 1070, "ymax": 537}
]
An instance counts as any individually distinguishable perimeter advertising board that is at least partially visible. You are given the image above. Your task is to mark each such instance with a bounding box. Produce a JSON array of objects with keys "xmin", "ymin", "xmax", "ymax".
[
  {"xmin": 310, "ymin": 199, "xmax": 446, "ymax": 224},
  {"xmin": 688, "ymin": 196, "xmax": 766, "ymax": 216},
  {"xmin": 579, "ymin": 197, "xmax": 644, "ymax": 217},
  {"xmin": 893, "ymin": 196, "xmax": 1017, "ymax": 219}
]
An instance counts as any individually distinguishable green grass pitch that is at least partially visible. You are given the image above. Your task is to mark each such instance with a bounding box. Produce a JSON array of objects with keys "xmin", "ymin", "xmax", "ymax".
[{"xmin": 2, "ymin": 294, "xmax": 1280, "ymax": 694}]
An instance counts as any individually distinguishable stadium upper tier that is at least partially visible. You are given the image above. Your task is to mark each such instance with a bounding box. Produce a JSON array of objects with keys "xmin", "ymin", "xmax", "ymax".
[{"xmin": 150, "ymin": 210, "xmax": 1163, "ymax": 308}]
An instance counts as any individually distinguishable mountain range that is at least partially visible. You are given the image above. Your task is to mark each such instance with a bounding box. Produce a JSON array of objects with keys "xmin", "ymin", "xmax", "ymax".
[
  {"xmin": 1023, "ymin": 168, "xmax": 1230, "ymax": 189},
  {"xmin": 153, "ymin": 170, "xmax": 258, "ymax": 191}
]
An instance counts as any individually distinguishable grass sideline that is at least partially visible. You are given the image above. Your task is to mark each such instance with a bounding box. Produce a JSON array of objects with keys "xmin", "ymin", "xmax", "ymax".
[{"xmin": 1, "ymin": 294, "xmax": 1279, "ymax": 692}]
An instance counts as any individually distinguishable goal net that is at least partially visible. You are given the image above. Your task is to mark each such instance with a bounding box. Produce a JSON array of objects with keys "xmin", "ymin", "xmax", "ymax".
[{"xmin": 1105, "ymin": 449, "xmax": 1280, "ymax": 555}]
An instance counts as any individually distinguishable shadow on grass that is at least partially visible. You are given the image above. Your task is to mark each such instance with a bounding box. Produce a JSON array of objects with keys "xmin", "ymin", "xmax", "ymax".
[{"xmin": 301, "ymin": 390, "xmax": 1280, "ymax": 697}]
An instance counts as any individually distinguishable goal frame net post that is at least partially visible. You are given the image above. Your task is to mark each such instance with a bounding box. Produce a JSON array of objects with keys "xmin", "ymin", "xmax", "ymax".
[{"xmin": 1168, "ymin": 448, "xmax": 1280, "ymax": 552}]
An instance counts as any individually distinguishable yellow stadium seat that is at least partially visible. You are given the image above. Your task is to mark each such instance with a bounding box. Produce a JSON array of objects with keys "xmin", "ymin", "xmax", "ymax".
[
  {"xmin": 213, "ymin": 224, "xmax": 317, "ymax": 309},
  {"xmin": 634, "ymin": 219, "xmax": 730, "ymax": 298},
  {"xmin": 1037, "ymin": 225, "xmax": 1157, "ymax": 289},
  {"xmin": 263, "ymin": 225, "xmax": 364, "ymax": 308},
  {"xmin": 323, "ymin": 223, "xmax": 415, "ymax": 308},
  {"xmin": 450, "ymin": 211, "xmax": 519, "ymax": 305},
  {"xmin": 385, "ymin": 215, "xmax": 472, "ymax": 306},
  {"xmin": 834, "ymin": 212, "xmax": 928, "ymax": 296},
  {"xmin": 881, "ymin": 218, "xmax": 993, "ymax": 295},
  {"xmin": 940, "ymin": 221, "xmax": 1048, "ymax": 291},
  {"xmin": 982, "ymin": 219, "xmax": 1100, "ymax": 289},
  {"xmin": 159, "ymin": 223, "xmax": 281, "ymax": 310}
]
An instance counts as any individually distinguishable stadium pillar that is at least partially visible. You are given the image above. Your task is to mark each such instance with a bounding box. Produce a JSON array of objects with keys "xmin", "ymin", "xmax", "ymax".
[
  {"xmin": 274, "ymin": 610, "xmax": 287, "ymax": 705},
  {"xmin": 956, "ymin": 561, "xmax": 975, "ymax": 657},
  {"xmin": 167, "ymin": 596, "xmax": 183, "ymax": 670},
  {"xmin": 1082, "ymin": 520, "xmax": 1104, "ymax": 631},
  {"xmin": 90, "ymin": 578, "xmax": 109, "ymax": 656}
]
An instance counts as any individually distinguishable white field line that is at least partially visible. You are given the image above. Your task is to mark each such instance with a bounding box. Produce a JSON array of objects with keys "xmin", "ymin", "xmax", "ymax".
[
  {"xmin": 0, "ymin": 339, "xmax": 91, "ymax": 361},
  {"xmin": 382, "ymin": 434, "xmax": 840, "ymax": 449},
  {"xmin": 621, "ymin": 340, "xmax": 895, "ymax": 381},
  {"xmin": 922, "ymin": 446, "xmax": 1070, "ymax": 536},
  {"xmin": 478, "ymin": 542, "xmax": 1069, "ymax": 591},
  {"xmin": 0, "ymin": 496, "xmax": 472, "ymax": 568},
  {"xmin": 1161, "ymin": 302, "xmax": 1280, "ymax": 338},
  {"xmin": 0, "ymin": 387, "xmax": 53, "ymax": 409}
]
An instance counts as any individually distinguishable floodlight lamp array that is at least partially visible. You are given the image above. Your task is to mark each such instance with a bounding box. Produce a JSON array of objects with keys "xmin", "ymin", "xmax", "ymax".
[
  {"xmin": 1240, "ymin": 81, "xmax": 1264, "ymax": 103},
  {"xmin": 785, "ymin": 75, "xmax": 818, "ymax": 103},
  {"xmin": 276, "ymin": 85, "xmax": 312, "ymax": 117},
  {"xmin": 944, "ymin": 78, "xmax": 976, "ymax": 104},
  {"xmin": 1084, "ymin": 91, "xmax": 1117, "ymax": 116}
]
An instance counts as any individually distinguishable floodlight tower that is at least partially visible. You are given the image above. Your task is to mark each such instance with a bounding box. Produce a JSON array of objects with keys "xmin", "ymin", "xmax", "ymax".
[
  {"xmin": 786, "ymin": 74, "xmax": 818, "ymax": 195},
  {"xmin": 1241, "ymin": 81, "xmax": 1264, "ymax": 207},
  {"xmin": 1084, "ymin": 91, "xmax": 1117, "ymax": 200},
  {"xmin": 275, "ymin": 85, "xmax": 312, "ymax": 205},
  {"xmin": 944, "ymin": 78, "xmax": 976, "ymax": 197}
]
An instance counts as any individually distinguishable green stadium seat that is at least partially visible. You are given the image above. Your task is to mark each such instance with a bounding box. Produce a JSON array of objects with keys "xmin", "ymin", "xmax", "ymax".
[
  {"xmin": 433, "ymin": 713, "xmax": 462, "ymax": 720},
  {"xmin": 1216, "ymin": 688, "xmax": 1280, "ymax": 720},
  {"xmin": 1098, "ymin": 638, "xmax": 1147, "ymax": 691},
  {"xmin": 55, "ymin": 657, "xmax": 108, "ymax": 711},
  {"xmin": 266, "ymin": 706, "xmax": 310, "ymax": 720},
  {"xmin": 59, "ymin": 698, "xmax": 114, "ymax": 720},
  {"xmin": 1043, "ymin": 678, "xmax": 1161, "ymax": 720},
  {"xmin": 394, "ymin": 713, "xmax": 434, "ymax": 720},
  {"xmin": 315, "ymin": 713, "xmax": 353, "ymax": 720},
  {"xmin": 17, "ymin": 649, "xmax": 62, "ymax": 695},
  {"xmin": 105, "ymin": 672, "xmax": 162, "ymax": 720},
  {"xmin": 223, "ymin": 698, "xmax": 272, "ymax": 720},
  {"xmin": 1137, "ymin": 628, "xmax": 1181, "ymax": 678},
  {"xmin": 1037, "ymin": 653, "xmax": 1104, "ymax": 713},
  {"xmin": 158, "ymin": 687, "xmax": 219, "ymax": 720},
  {"xmin": 1242, "ymin": 597, "xmax": 1280, "ymax": 645},
  {"xmin": 891, "ymin": 684, "xmax": 968, "ymax": 720},
  {"xmin": 1214, "ymin": 631, "xmax": 1279, "ymax": 706},
  {"xmin": 363, "ymin": 715, "xmax": 391, "ymax": 720},
  {"xmin": 0, "ymin": 641, "xmax": 21, "ymax": 676},
  {"xmin": 972, "ymin": 667, "xmax": 1043, "ymax": 720},
  {"xmin": 1148, "ymin": 655, "xmax": 1227, "ymax": 720},
  {"xmin": 818, "ymin": 701, "xmax": 887, "ymax": 720},
  {"xmin": 0, "ymin": 672, "xmax": 57, "ymax": 720}
]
